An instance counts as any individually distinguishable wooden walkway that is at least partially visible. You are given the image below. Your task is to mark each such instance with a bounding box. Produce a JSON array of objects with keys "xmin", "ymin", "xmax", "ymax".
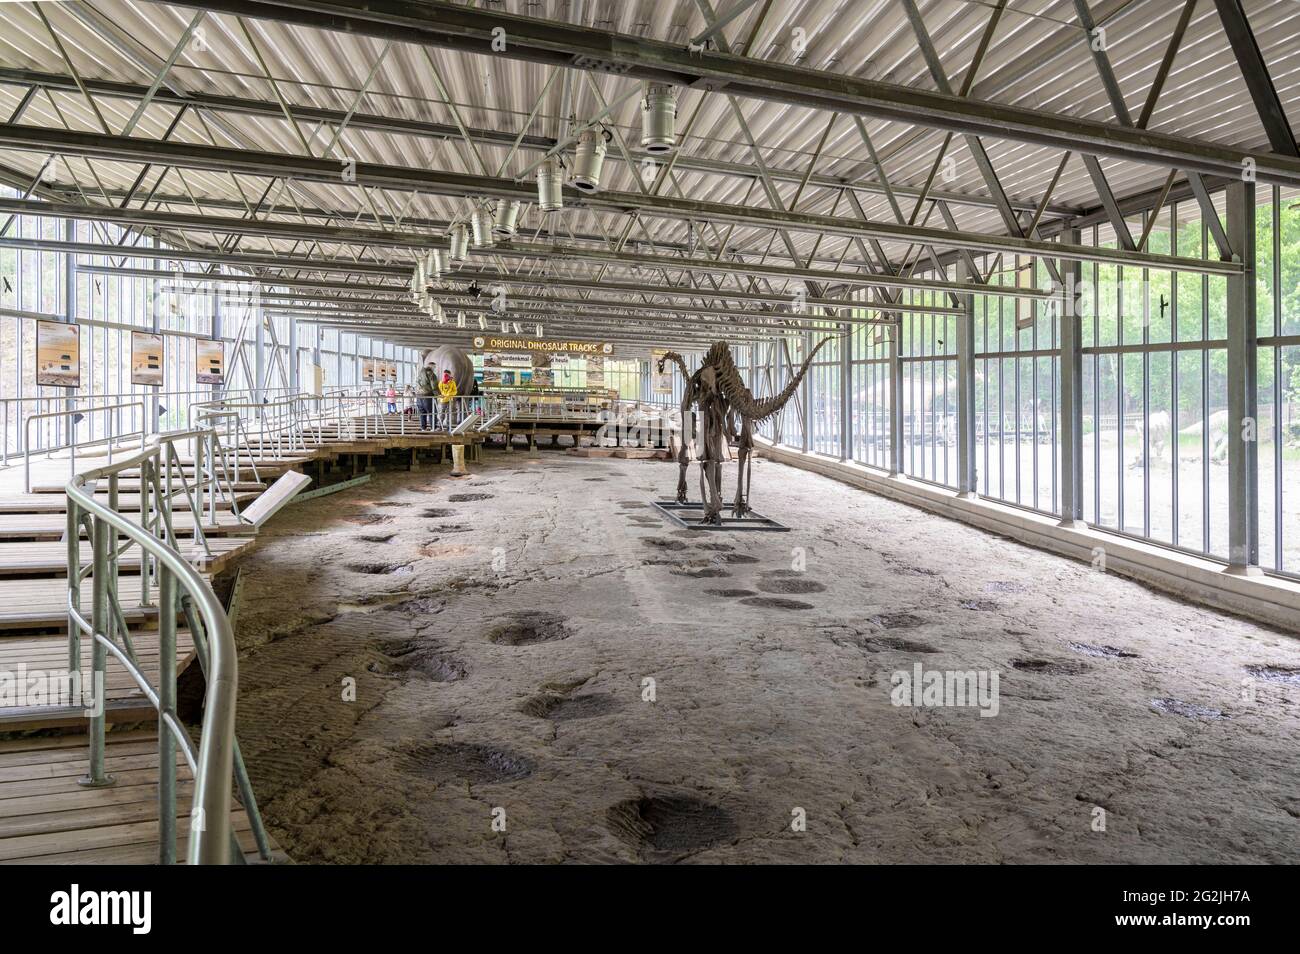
[
  {"xmin": 0, "ymin": 537, "xmax": 251, "ymax": 577},
  {"xmin": 0, "ymin": 731, "xmax": 277, "ymax": 864},
  {"xmin": 0, "ymin": 510, "xmax": 255, "ymax": 541},
  {"xmin": 0, "ymin": 490, "xmax": 258, "ymax": 514},
  {"xmin": 0, "ymin": 419, "xmax": 491, "ymax": 863},
  {"xmin": 0, "ymin": 631, "xmax": 196, "ymax": 731}
]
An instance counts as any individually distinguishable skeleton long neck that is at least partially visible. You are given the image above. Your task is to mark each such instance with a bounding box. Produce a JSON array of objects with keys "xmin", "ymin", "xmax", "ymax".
[{"xmin": 660, "ymin": 351, "xmax": 690, "ymax": 380}]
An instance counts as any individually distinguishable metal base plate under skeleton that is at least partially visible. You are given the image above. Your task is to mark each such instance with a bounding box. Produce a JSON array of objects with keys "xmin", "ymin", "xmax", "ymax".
[{"xmin": 651, "ymin": 499, "xmax": 789, "ymax": 531}]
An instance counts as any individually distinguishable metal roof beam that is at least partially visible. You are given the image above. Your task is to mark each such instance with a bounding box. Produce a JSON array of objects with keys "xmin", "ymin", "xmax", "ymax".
[
  {"xmin": 0, "ymin": 68, "xmax": 1075, "ymax": 219},
  {"xmin": 1212, "ymin": 0, "xmax": 1299, "ymax": 157},
  {"xmin": 0, "ymin": 126, "xmax": 1241, "ymax": 275},
  {"xmin": 164, "ymin": 0, "xmax": 1300, "ymax": 187}
]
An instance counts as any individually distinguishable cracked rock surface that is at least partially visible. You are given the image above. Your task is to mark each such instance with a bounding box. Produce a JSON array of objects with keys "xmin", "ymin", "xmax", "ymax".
[{"xmin": 232, "ymin": 453, "xmax": 1300, "ymax": 863}]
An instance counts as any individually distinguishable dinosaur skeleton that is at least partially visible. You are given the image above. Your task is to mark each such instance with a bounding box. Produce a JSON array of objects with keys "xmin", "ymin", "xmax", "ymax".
[{"xmin": 657, "ymin": 338, "xmax": 832, "ymax": 525}]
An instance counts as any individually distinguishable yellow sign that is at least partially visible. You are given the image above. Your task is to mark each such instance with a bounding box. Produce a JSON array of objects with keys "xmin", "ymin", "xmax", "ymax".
[{"xmin": 472, "ymin": 336, "xmax": 612, "ymax": 355}]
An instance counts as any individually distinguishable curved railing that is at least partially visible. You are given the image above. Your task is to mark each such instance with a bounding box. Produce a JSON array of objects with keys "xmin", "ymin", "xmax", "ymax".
[
  {"xmin": 21, "ymin": 401, "xmax": 148, "ymax": 492},
  {"xmin": 65, "ymin": 428, "xmax": 268, "ymax": 864}
]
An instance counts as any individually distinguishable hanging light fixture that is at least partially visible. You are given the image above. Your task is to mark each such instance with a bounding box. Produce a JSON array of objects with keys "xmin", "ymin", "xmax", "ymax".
[
  {"xmin": 414, "ymin": 259, "xmax": 429, "ymax": 300},
  {"xmin": 537, "ymin": 158, "xmax": 564, "ymax": 211},
  {"xmin": 571, "ymin": 127, "xmax": 609, "ymax": 192},
  {"xmin": 641, "ymin": 83, "xmax": 677, "ymax": 154},
  {"xmin": 426, "ymin": 299, "xmax": 443, "ymax": 322},
  {"xmin": 493, "ymin": 199, "xmax": 522, "ymax": 237},
  {"xmin": 449, "ymin": 222, "xmax": 469, "ymax": 264},
  {"xmin": 425, "ymin": 249, "xmax": 442, "ymax": 284},
  {"xmin": 470, "ymin": 202, "xmax": 495, "ymax": 247}
]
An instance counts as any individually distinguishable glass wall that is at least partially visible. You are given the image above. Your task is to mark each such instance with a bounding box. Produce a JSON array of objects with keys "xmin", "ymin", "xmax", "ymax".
[
  {"xmin": 850, "ymin": 316, "xmax": 891, "ymax": 471},
  {"xmin": 664, "ymin": 185, "xmax": 1300, "ymax": 581},
  {"xmin": 807, "ymin": 320, "xmax": 842, "ymax": 457},
  {"xmin": 974, "ymin": 256, "xmax": 1060, "ymax": 512},
  {"xmin": 0, "ymin": 189, "xmax": 417, "ymax": 455},
  {"xmin": 900, "ymin": 289, "xmax": 958, "ymax": 487}
]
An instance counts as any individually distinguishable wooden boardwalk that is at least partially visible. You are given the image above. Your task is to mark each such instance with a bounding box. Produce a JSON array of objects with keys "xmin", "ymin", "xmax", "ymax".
[
  {"xmin": 0, "ymin": 631, "xmax": 196, "ymax": 731},
  {"xmin": 0, "ymin": 490, "xmax": 258, "ymax": 514},
  {"xmin": 0, "ymin": 537, "xmax": 252, "ymax": 577},
  {"xmin": 0, "ymin": 420, "xmax": 490, "ymax": 863},
  {"xmin": 0, "ymin": 731, "xmax": 277, "ymax": 864}
]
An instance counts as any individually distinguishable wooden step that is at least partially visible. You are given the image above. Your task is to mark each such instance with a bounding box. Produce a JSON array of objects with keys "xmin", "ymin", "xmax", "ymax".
[
  {"xmin": 0, "ymin": 577, "xmax": 169, "ymax": 632},
  {"xmin": 0, "ymin": 538, "xmax": 253, "ymax": 578},
  {"xmin": 0, "ymin": 510, "xmax": 253, "ymax": 542},
  {"xmin": 30, "ymin": 480, "xmax": 266, "ymax": 495},
  {"xmin": 0, "ymin": 491, "xmax": 256, "ymax": 515},
  {"xmin": 0, "ymin": 731, "xmax": 276, "ymax": 864},
  {"xmin": 0, "ymin": 629, "xmax": 197, "ymax": 729}
]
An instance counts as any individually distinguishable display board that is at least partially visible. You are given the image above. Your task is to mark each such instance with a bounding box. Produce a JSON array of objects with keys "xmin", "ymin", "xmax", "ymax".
[
  {"xmin": 196, "ymin": 339, "xmax": 225, "ymax": 384},
  {"xmin": 362, "ymin": 359, "xmax": 397, "ymax": 383},
  {"xmin": 35, "ymin": 320, "xmax": 80, "ymax": 388},
  {"xmin": 472, "ymin": 335, "xmax": 612, "ymax": 357},
  {"xmin": 131, "ymin": 332, "xmax": 164, "ymax": 387},
  {"xmin": 651, "ymin": 349, "xmax": 673, "ymax": 394},
  {"xmin": 475, "ymin": 338, "xmax": 611, "ymax": 388}
]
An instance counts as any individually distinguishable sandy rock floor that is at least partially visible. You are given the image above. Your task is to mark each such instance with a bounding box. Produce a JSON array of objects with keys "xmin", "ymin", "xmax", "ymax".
[{"xmin": 230, "ymin": 450, "xmax": 1300, "ymax": 864}]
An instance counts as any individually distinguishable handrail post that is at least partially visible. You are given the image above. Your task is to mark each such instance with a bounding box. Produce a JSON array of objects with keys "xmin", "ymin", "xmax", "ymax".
[
  {"xmin": 66, "ymin": 503, "xmax": 81, "ymax": 673},
  {"xmin": 157, "ymin": 562, "xmax": 177, "ymax": 865},
  {"xmin": 79, "ymin": 513, "xmax": 115, "ymax": 789}
]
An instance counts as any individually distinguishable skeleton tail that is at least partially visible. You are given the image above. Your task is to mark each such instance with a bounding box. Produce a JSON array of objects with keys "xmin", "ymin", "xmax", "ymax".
[{"xmin": 724, "ymin": 335, "xmax": 834, "ymax": 422}]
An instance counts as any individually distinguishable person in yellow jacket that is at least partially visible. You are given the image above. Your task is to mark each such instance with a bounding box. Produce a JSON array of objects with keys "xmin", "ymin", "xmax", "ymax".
[{"xmin": 435, "ymin": 369, "xmax": 458, "ymax": 430}]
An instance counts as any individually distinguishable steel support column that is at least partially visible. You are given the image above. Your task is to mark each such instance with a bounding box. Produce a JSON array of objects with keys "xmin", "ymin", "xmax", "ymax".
[
  {"xmin": 254, "ymin": 301, "xmax": 266, "ymax": 409},
  {"xmin": 287, "ymin": 316, "xmax": 299, "ymax": 393},
  {"xmin": 839, "ymin": 322, "xmax": 852, "ymax": 462},
  {"xmin": 955, "ymin": 262, "xmax": 977, "ymax": 496},
  {"xmin": 62, "ymin": 218, "xmax": 77, "ymax": 447},
  {"xmin": 1058, "ymin": 229, "xmax": 1085, "ymax": 526},
  {"xmin": 1225, "ymin": 180, "xmax": 1258, "ymax": 573},
  {"xmin": 801, "ymin": 330, "xmax": 812, "ymax": 455},
  {"xmin": 888, "ymin": 320, "xmax": 904, "ymax": 477}
]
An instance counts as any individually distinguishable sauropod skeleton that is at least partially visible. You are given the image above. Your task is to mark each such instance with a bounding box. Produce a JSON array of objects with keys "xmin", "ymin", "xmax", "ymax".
[{"xmin": 657, "ymin": 337, "xmax": 833, "ymax": 525}]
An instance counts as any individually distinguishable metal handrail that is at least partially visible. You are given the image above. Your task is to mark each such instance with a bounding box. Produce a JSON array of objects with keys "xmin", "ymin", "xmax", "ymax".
[
  {"xmin": 1, "ymin": 387, "xmax": 310, "ymax": 466},
  {"xmin": 23, "ymin": 401, "xmax": 148, "ymax": 492},
  {"xmin": 65, "ymin": 429, "xmax": 266, "ymax": 864},
  {"xmin": 192, "ymin": 395, "xmax": 309, "ymax": 463}
]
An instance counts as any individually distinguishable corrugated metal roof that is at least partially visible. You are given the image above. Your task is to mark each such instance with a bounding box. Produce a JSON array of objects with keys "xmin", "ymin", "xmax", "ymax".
[{"xmin": 0, "ymin": 0, "xmax": 1296, "ymax": 311}]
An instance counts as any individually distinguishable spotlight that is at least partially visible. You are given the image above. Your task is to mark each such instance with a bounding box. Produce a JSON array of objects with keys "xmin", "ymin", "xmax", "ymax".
[
  {"xmin": 470, "ymin": 203, "xmax": 495, "ymax": 247},
  {"xmin": 493, "ymin": 199, "xmax": 522, "ymax": 237},
  {"xmin": 571, "ymin": 127, "xmax": 610, "ymax": 192},
  {"xmin": 449, "ymin": 223, "xmax": 469, "ymax": 264},
  {"xmin": 641, "ymin": 83, "xmax": 677, "ymax": 154},
  {"xmin": 537, "ymin": 157, "xmax": 564, "ymax": 211}
]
